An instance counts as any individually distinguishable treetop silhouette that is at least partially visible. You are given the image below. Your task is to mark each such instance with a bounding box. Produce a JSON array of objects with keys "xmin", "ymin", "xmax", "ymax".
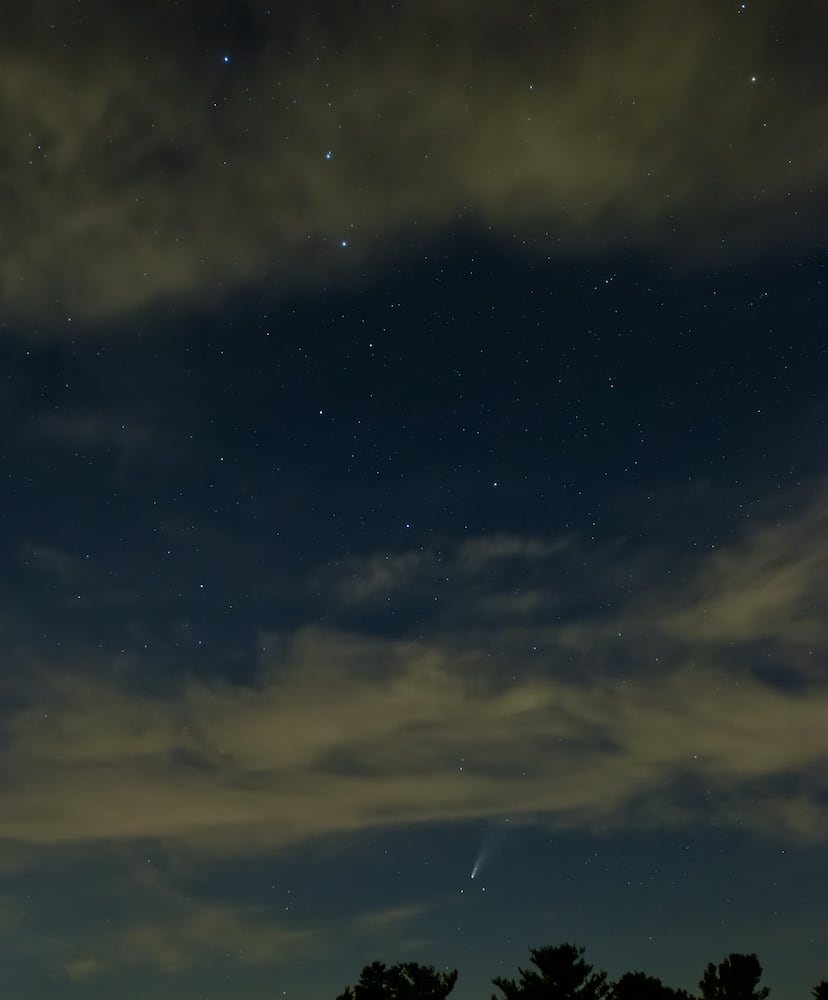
[
  {"xmin": 699, "ymin": 953, "xmax": 769, "ymax": 1000},
  {"xmin": 337, "ymin": 943, "xmax": 821, "ymax": 999},
  {"xmin": 611, "ymin": 970, "xmax": 692, "ymax": 1000},
  {"xmin": 336, "ymin": 960, "xmax": 458, "ymax": 1000},
  {"xmin": 491, "ymin": 942, "xmax": 610, "ymax": 1000}
]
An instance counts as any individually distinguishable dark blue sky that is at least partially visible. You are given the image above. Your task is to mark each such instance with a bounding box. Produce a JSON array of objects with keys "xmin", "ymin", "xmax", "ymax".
[{"xmin": 1, "ymin": 1, "xmax": 827, "ymax": 997}]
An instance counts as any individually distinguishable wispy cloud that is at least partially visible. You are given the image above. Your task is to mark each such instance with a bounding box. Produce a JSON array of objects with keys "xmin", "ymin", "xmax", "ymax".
[
  {"xmin": 63, "ymin": 957, "xmax": 106, "ymax": 980},
  {"xmin": 354, "ymin": 903, "xmax": 430, "ymax": 932},
  {"xmin": 31, "ymin": 409, "xmax": 156, "ymax": 452},
  {"xmin": 38, "ymin": 865, "xmax": 317, "ymax": 980},
  {"xmin": 120, "ymin": 906, "xmax": 314, "ymax": 972},
  {"xmin": 2, "ymin": 483, "xmax": 827, "ymax": 853},
  {"xmin": 20, "ymin": 543, "xmax": 90, "ymax": 585},
  {"xmin": 3, "ymin": 0, "xmax": 825, "ymax": 327},
  {"xmin": 322, "ymin": 533, "xmax": 568, "ymax": 609},
  {"xmin": 661, "ymin": 502, "xmax": 828, "ymax": 645}
]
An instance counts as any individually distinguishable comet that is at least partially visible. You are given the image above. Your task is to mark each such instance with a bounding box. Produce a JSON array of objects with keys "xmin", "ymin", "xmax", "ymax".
[{"xmin": 469, "ymin": 819, "xmax": 510, "ymax": 881}]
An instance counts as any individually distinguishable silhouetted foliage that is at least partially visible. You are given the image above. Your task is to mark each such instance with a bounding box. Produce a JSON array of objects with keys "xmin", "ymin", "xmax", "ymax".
[
  {"xmin": 342, "ymin": 943, "xmax": 785, "ymax": 1000},
  {"xmin": 611, "ymin": 970, "xmax": 692, "ymax": 1000},
  {"xmin": 336, "ymin": 960, "xmax": 458, "ymax": 1000},
  {"xmin": 492, "ymin": 942, "xmax": 610, "ymax": 1000},
  {"xmin": 811, "ymin": 982, "xmax": 828, "ymax": 1000},
  {"xmin": 698, "ymin": 954, "xmax": 769, "ymax": 1000}
]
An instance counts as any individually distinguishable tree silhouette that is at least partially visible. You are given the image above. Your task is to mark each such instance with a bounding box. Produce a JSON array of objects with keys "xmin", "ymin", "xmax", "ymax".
[
  {"xmin": 611, "ymin": 970, "xmax": 692, "ymax": 1000},
  {"xmin": 492, "ymin": 942, "xmax": 610, "ymax": 1000},
  {"xmin": 336, "ymin": 960, "xmax": 458, "ymax": 1000},
  {"xmin": 698, "ymin": 954, "xmax": 769, "ymax": 1000},
  {"xmin": 811, "ymin": 982, "xmax": 828, "ymax": 1000}
]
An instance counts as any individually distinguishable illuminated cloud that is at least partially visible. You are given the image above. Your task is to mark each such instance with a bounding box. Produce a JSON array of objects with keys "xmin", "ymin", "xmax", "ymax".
[
  {"xmin": 660, "ymin": 501, "xmax": 828, "ymax": 645},
  {"xmin": 63, "ymin": 958, "xmax": 107, "ymax": 981},
  {"xmin": 2, "ymin": 484, "xmax": 827, "ymax": 854},
  {"xmin": 4, "ymin": 636, "xmax": 828, "ymax": 849},
  {"xmin": 29, "ymin": 408, "xmax": 159, "ymax": 458},
  {"xmin": 32, "ymin": 858, "xmax": 317, "ymax": 979},
  {"xmin": 120, "ymin": 906, "xmax": 314, "ymax": 972},
  {"xmin": 354, "ymin": 903, "xmax": 431, "ymax": 932},
  {"xmin": 323, "ymin": 533, "xmax": 567, "ymax": 607},
  {"xmin": 3, "ymin": 0, "xmax": 826, "ymax": 326},
  {"xmin": 0, "ymin": 897, "xmax": 17, "ymax": 931}
]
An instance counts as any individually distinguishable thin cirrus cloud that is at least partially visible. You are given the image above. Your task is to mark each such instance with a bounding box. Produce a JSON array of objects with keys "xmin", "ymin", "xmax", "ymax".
[
  {"xmin": 40, "ymin": 873, "xmax": 316, "ymax": 980},
  {"xmin": 119, "ymin": 906, "xmax": 315, "ymax": 972},
  {"xmin": 353, "ymin": 903, "xmax": 431, "ymax": 933},
  {"xmin": 3, "ymin": 0, "xmax": 826, "ymax": 327},
  {"xmin": 62, "ymin": 958, "xmax": 107, "ymax": 981},
  {"xmin": 2, "ymin": 483, "xmax": 827, "ymax": 858}
]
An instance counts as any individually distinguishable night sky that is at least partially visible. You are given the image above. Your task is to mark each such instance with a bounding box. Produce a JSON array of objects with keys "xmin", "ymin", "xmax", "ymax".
[{"xmin": 2, "ymin": 1, "xmax": 827, "ymax": 997}]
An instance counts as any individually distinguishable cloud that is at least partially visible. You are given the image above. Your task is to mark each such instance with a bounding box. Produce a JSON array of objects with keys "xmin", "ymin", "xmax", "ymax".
[
  {"xmin": 354, "ymin": 903, "xmax": 430, "ymax": 932},
  {"xmin": 19, "ymin": 543, "xmax": 90, "ymax": 585},
  {"xmin": 121, "ymin": 906, "xmax": 314, "ymax": 972},
  {"xmin": 1, "ymin": 591, "xmax": 826, "ymax": 850},
  {"xmin": 63, "ymin": 957, "xmax": 106, "ymax": 980},
  {"xmin": 3, "ymin": 0, "xmax": 826, "ymax": 328},
  {"xmin": 30, "ymin": 862, "xmax": 316, "ymax": 979},
  {"xmin": 661, "ymin": 502, "xmax": 828, "ymax": 646},
  {"xmin": 0, "ymin": 897, "xmax": 18, "ymax": 930},
  {"xmin": 1, "ymin": 482, "xmax": 827, "ymax": 859},
  {"xmin": 323, "ymin": 533, "xmax": 568, "ymax": 609},
  {"xmin": 29, "ymin": 408, "xmax": 158, "ymax": 457}
]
